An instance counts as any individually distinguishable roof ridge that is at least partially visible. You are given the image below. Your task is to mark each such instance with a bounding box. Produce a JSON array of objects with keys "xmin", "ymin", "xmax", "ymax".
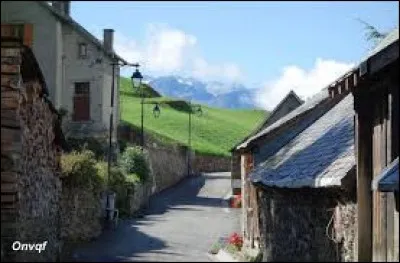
[{"xmin": 36, "ymin": 1, "xmax": 127, "ymax": 64}]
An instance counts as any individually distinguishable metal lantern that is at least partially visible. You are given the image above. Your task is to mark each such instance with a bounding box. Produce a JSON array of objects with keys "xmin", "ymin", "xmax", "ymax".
[
  {"xmin": 153, "ymin": 103, "xmax": 161, "ymax": 118},
  {"xmin": 195, "ymin": 105, "xmax": 203, "ymax": 116},
  {"xmin": 131, "ymin": 66, "xmax": 143, "ymax": 89}
]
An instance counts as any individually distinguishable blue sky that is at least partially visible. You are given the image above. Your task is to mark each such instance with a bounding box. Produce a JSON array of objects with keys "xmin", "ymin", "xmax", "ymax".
[{"xmin": 70, "ymin": 1, "xmax": 399, "ymax": 109}]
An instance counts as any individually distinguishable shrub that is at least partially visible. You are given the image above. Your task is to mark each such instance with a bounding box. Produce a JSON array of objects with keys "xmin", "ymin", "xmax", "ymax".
[
  {"xmin": 119, "ymin": 146, "xmax": 150, "ymax": 182},
  {"xmin": 66, "ymin": 137, "xmax": 107, "ymax": 160},
  {"xmin": 118, "ymin": 139, "xmax": 128, "ymax": 153},
  {"xmin": 95, "ymin": 162, "xmax": 137, "ymax": 216},
  {"xmin": 61, "ymin": 150, "xmax": 104, "ymax": 190}
]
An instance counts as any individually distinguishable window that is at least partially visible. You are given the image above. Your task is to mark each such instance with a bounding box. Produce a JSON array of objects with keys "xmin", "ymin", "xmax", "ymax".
[
  {"xmin": 73, "ymin": 82, "xmax": 90, "ymax": 121},
  {"xmin": 78, "ymin": 43, "xmax": 88, "ymax": 58}
]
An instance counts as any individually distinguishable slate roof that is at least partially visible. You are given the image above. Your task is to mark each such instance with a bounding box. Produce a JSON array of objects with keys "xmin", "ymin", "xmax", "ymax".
[
  {"xmin": 231, "ymin": 90, "xmax": 303, "ymax": 152},
  {"xmin": 250, "ymin": 94, "xmax": 355, "ymax": 188},
  {"xmin": 37, "ymin": 1, "xmax": 127, "ymax": 64},
  {"xmin": 236, "ymin": 87, "xmax": 330, "ymax": 150},
  {"xmin": 372, "ymin": 157, "xmax": 399, "ymax": 192}
]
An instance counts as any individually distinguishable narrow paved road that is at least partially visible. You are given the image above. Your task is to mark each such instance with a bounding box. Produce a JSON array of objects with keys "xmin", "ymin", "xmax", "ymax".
[{"xmin": 72, "ymin": 172, "xmax": 240, "ymax": 262}]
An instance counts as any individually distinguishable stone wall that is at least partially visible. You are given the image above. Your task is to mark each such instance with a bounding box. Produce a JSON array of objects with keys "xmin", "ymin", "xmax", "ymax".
[
  {"xmin": 15, "ymin": 90, "xmax": 63, "ymax": 262},
  {"xmin": 147, "ymin": 144, "xmax": 188, "ymax": 193},
  {"xmin": 127, "ymin": 181, "xmax": 152, "ymax": 216},
  {"xmin": 60, "ymin": 184, "xmax": 103, "ymax": 243},
  {"xmin": 257, "ymin": 187, "xmax": 357, "ymax": 262},
  {"xmin": 193, "ymin": 154, "xmax": 231, "ymax": 174},
  {"xmin": 1, "ymin": 33, "xmax": 63, "ymax": 262}
]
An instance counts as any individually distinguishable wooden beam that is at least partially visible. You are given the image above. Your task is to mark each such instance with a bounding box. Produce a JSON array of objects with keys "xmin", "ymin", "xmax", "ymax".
[
  {"xmin": 369, "ymin": 41, "xmax": 399, "ymax": 75},
  {"xmin": 355, "ymin": 99, "xmax": 373, "ymax": 261},
  {"xmin": 371, "ymin": 89, "xmax": 386, "ymax": 261}
]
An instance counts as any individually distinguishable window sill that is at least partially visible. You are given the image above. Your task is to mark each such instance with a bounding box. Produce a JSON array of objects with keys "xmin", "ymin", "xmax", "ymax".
[{"xmin": 70, "ymin": 120, "xmax": 94, "ymax": 124}]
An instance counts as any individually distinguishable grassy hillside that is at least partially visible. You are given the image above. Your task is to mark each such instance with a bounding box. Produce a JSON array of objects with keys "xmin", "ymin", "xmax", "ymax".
[{"xmin": 119, "ymin": 77, "xmax": 267, "ymax": 157}]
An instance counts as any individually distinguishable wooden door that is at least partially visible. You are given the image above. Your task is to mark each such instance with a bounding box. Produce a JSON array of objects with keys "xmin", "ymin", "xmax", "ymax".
[{"xmin": 73, "ymin": 82, "xmax": 90, "ymax": 121}]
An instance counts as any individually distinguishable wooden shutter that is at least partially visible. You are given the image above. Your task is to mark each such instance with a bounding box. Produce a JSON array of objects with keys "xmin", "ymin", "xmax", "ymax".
[{"xmin": 73, "ymin": 82, "xmax": 90, "ymax": 121}]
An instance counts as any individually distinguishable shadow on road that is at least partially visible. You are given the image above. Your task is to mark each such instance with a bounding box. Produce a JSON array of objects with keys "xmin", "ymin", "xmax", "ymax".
[
  {"xmin": 72, "ymin": 173, "xmax": 231, "ymax": 262},
  {"xmin": 71, "ymin": 224, "xmax": 167, "ymax": 262},
  {"xmin": 142, "ymin": 174, "xmax": 229, "ymax": 217}
]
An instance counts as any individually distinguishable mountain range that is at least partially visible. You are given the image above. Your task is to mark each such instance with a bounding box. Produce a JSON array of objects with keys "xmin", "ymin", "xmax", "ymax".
[{"xmin": 144, "ymin": 75, "xmax": 260, "ymax": 109}]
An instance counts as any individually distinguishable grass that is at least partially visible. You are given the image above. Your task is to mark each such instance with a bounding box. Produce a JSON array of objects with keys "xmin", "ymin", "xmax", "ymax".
[{"xmin": 119, "ymin": 77, "xmax": 267, "ymax": 157}]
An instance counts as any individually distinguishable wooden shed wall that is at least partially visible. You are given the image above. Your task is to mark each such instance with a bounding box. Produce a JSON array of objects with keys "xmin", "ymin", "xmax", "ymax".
[{"xmin": 354, "ymin": 60, "xmax": 399, "ymax": 262}]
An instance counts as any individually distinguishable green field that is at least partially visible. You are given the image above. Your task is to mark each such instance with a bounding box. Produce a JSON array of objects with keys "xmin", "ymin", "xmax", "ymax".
[{"xmin": 119, "ymin": 77, "xmax": 267, "ymax": 157}]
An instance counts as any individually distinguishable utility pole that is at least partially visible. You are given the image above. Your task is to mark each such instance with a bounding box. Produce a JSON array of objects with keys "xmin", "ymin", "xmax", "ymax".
[{"xmin": 188, "ymin": 101, "xmax": 192, "ymax": 177}]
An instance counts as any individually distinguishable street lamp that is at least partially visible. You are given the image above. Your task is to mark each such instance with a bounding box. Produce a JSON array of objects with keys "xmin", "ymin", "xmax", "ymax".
[
  {"xmin": 149, "ymin": 100, "xmax": 203, "ymax": 176},
  {"xmin": 188, "ymin": 101, "xmax": 202, "ymax": 176},
  {"xmin": 130, "ymin": 64, "xmax": 144, "ymax": 150},
  {"xmin": 153, "ymin": 103, "xmax": 161, "ymax": 118},
  {"xmin": 106, "ymin": 58, "xmax": 138, "ymax": 228}
]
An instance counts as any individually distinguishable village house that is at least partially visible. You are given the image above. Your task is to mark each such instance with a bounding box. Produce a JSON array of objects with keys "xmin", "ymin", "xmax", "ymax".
[
  {"xmin": 235, "ymin": 81, "xmax": 357, "ymax": 261},
  {"xmin": 1, "ymin": 1, "xmax": 127, "ymax": 142},
  {"xmin": 329, "ymin": 27, "xmax": 399, "ymax": 262},
  {"xmin": 230, "ymin": 90, "xmax": 303, "ymax": 195},
  {"xmin": 236, "ymin": 27, "xmax": 399, "ymax": 262}
]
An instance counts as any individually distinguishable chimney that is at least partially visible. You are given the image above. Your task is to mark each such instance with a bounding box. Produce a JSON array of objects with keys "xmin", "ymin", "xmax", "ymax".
[
  {"xmin": 103, "ymin": 29, "xmax": 114, "ymax": 53},
  {"xmin": 51, "ymin": 1, "xmax": 71, "ymax": 16},
  {"xmin": 51, "ymin": 1, "xmax": 62, "ymax": 11},
  {"xmin": 63, "ymin": 1, "xmax": 71, "ymax": 16}
]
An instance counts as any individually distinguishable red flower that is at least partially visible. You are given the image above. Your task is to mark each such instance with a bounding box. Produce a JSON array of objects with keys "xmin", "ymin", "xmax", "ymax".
[{"xmin": 228, "ymin": 232, "xmax": 243, "ymax": 249}]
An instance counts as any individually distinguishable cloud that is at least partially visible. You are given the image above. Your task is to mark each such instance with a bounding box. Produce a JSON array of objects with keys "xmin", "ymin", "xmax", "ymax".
[
  {"xmin": 113, "ymin": 24, "xmax": 243, "ymax": 83},
  {"xmin": 144, "ymin": 24, "xmax": 197, "ymax": 73},
  {"xmin": 192, "ymin": 58, "xmax": 242, "ymax": 82},
  {"xmin": 255, "ymin": 58, "xmax": 354, "ymax": 110}
]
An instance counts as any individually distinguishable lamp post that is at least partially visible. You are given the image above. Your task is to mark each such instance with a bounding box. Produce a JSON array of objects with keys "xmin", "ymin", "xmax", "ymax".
[
  {"xmin": 105, "ymin": 59, "xmax": 139, "ymax": 226},
  {"xmin": 188, "ymin": 101, "xmax": 202, "ymax": 176},
  {"xmin": 130, "ymin": 64, "xmax": 144, "ymax": 151},
  {"xmin": 148, "ymin": 100, "xmax": 202, "ymax": 176}
]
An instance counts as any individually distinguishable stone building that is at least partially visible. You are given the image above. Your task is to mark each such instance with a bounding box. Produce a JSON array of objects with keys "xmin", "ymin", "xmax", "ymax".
[
  {"xmin": 230, "ymin": 90, "xmax": 303, "ymax": 195},
  {"xmin": 1, "ymin": 1, "xmax": 127, "ymax": 140},
  {"xmin": 249, "ymin": 93, "xmax": 357, "ymax": 261}
]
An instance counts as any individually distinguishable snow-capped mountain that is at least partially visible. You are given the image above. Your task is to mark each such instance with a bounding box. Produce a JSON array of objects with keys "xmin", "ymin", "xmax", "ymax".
[{"xmin": 146, "ymin": 75, "xmax": 258, "ymax": 109}]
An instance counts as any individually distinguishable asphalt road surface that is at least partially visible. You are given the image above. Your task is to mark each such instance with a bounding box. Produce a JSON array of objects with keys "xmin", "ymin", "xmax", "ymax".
[{"xmin": 72, "ymin": 172, "xmax": 241, "ymax": 262}]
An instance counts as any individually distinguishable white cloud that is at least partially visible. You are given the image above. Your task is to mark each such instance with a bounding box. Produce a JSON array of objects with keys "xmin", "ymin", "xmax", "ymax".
[
  {"xmin": 191, "ymin": 58, "xmax": 242, "ymax": 82},
  {"xmin": 255, "ymin": 58, "xmax": 354, "ymax": 110},
  {"xmin": 113, "ymin": 24, "xmax": 243, "ymax": 83},
  {"xmin": 144, "ymin": 24, "xmax": 197, "ymax": 73}
]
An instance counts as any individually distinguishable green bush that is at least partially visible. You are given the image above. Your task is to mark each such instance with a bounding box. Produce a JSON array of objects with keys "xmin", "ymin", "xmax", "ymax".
[
  {"xmin": 66, "ymin": 137, "xmax": 106, "ymax": 160},
  {"xmin": 95, "ymin": 162, "xmax": 137, "ymax": 216},
  {"xmin": 118, "ymin": 146, "xmax": 150, "ymax": 182},
  {"xmin": 61, "ymin": 150, "xmax": 105, "ymax": 190},
  {"xmin": 118, "ymin": 139, "xmax": 130, "ymax": 154}
]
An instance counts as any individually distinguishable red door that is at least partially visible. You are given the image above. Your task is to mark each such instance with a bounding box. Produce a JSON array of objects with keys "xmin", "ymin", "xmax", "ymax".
[{"xmin": 73, "ymin": 82, "xmax": 90, "ymax": 121}]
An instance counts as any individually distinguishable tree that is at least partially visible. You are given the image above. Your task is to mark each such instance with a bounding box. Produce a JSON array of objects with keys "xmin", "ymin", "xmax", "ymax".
[{"xmin": 357, "ymin": 19, "xmax": 388, "ymax": 45}]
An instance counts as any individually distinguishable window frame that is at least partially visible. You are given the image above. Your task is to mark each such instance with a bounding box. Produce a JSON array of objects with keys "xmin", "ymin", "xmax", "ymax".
[{"xmin": 78, "ymin": 42, "xmax": 88, "ymax": 59}]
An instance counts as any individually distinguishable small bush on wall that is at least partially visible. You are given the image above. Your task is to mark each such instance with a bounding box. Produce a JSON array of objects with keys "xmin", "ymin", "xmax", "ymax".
[
  {"xmin": 119, "ymin": 146, "xmax": 150, "ymax": 183},
  {"xmin": 66, "ymin": 137, "xmax": 107, "ymax": 160},
  {"xmin": 95, "ymin": 161, "xmax": 135, "ymax": 216},
  {"xmin": 60, "ymin": 150, "xmax": 105, "ymax": 190}
]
